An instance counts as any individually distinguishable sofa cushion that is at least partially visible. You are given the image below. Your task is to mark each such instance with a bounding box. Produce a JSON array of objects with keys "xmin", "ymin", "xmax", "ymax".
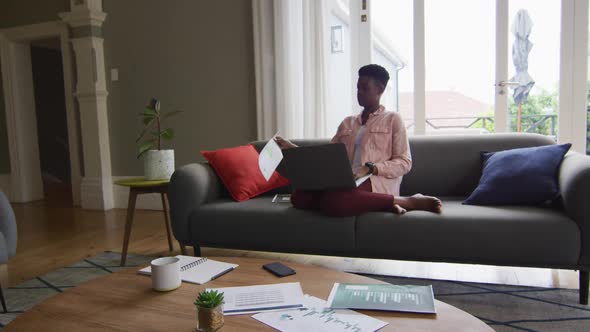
[
  {"xmin": 464, "ymin": 143, "xmax": 571, "ymax": 205},
  {"xmin": 355, "ymin": 199, "xmax": 580, "ymax": 266},
  {"xmin": 189, "ymin": 197, "xmax": 356, "ymax": 254},
  {"xmin": 201, "ymin": 144, "xmax": 290, "ymax": 202},
  {"xmin": 400, "ymin": 133, "xmax": 556, "ymax": 197}
]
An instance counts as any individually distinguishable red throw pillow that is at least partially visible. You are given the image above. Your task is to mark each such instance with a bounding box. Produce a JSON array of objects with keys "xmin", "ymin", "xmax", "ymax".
[{"xmin": 201, "ymin": 144, "xmax": 290, "ymax": 202}]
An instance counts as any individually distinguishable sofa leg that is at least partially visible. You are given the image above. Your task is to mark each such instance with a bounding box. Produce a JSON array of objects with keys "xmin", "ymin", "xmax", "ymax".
[
  {"xmin": 193, "ymin": 245, "xmax": 201, "ymax": 257},
  {"xmin": 580, "ymin": 270, "xmax": 589, "ymax": 305}
]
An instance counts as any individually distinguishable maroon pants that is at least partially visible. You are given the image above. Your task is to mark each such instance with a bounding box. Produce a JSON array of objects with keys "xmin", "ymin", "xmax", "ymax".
[{"xmin": 291, "ymin": 179, "xmax": 394, "ymax": 217}]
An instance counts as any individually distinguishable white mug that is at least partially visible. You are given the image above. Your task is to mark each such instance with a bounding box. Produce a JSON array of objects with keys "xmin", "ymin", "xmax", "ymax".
[{"xmin": 151, "ymin": 257, "xmax": 181, "ymax": 291}]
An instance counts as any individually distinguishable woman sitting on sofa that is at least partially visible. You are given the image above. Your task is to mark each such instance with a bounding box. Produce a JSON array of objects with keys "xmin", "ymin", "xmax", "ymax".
[{"xmin": 275, "ymin": 64, "xmax": 442, "ymax": 217}]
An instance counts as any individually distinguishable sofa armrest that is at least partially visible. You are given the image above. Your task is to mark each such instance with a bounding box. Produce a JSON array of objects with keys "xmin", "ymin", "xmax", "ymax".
[
  {"xmin": 169, "ymin": 163, "xmax": 224, "ymax": 245},
  {"xmin": 559, "ymin": 152, "xmax": 590, "ymax": 265},
  {"xmin": 0, "ymin": 191, "xmax": 16, "ymax": 262}
]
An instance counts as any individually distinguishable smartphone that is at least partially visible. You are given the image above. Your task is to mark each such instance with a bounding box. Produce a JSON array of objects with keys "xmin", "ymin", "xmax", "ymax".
[{"xmin": 263, "ymin": 262, "xmax": 296, "ymax": 277}]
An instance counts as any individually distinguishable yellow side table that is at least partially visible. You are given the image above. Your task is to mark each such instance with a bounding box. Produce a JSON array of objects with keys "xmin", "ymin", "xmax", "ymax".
[{"xmin": 114, "ymin": 178, "xmax": 186, "ymax": 266}]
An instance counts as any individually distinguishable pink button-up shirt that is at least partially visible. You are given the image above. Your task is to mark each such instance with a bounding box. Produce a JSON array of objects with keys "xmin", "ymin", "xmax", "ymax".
[{"xmin": 331, "ymin": 106, "xmax": 412, "ymax": 196}]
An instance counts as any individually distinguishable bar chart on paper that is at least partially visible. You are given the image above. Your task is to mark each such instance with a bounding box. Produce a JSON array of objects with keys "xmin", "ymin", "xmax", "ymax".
[{"xmin": 327, "ymin": 283, "xmax": 436, "ymax": 314}]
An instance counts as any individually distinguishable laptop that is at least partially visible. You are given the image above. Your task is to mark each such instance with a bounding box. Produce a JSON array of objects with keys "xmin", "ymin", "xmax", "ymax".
[{"xmin": 282, "ymin": 143, "xmax": 370, "ymax": 191}]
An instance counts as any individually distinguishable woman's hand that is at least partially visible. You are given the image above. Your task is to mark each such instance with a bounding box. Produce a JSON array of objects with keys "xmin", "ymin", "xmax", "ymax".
[
  {"xmin": 274, "ymin": 136, "xmax": 298, "ymax": 149},
  {"xmin": 353, "ymin": 166, "xmax": 371, "ymax": 180}
]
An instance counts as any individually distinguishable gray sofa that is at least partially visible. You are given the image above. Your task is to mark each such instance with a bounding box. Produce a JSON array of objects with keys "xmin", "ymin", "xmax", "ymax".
[
  {"xmin": 169, "ymin": 133, "xmax": 590, "ymax": 304},
  {"xmin": 0, "ymin": 191, "xmax": 17, "ymax": 312}
]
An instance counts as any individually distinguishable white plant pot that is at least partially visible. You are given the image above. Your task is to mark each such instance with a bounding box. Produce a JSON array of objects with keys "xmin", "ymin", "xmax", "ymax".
[{"xmin": 144, "ymin": 149, "xmax": 175, "ymax": 180}]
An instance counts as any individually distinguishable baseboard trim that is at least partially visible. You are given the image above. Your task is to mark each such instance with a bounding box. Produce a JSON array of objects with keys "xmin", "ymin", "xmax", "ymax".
[
  {"xmin": 112, "ymin": 176, "xmax": 164, "ymax": 211},
  {"xmin": 0, "ymin": 174, "xmax": 11, "ymax": 200}
]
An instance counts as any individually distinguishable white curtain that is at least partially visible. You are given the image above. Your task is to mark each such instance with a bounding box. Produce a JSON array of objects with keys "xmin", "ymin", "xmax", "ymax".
[{"xmin": 254, "ymin": 0, "xmax": 330, "ymax": 140}]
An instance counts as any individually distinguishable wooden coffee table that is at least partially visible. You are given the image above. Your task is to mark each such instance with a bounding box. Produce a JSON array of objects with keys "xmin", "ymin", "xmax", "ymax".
[{"xmin": 4, "ymin": 257, "xmax": 493, "ymax": 331}]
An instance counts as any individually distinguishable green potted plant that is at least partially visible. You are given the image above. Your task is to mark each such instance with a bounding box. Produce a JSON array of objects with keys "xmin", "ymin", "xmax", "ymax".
[
  {"xmin": 194, "ymin": 290, "xmax": 224, "ymax": 331},
  {"xmin": 137, "ymin": 98, "xmax": 182, "ymax": 180}
]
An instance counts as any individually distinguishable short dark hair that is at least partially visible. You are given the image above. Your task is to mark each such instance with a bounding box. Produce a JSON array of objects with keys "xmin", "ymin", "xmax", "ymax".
[{"xmin": 358, "ymin": 64, "xmax": 390, "ymax": 88}]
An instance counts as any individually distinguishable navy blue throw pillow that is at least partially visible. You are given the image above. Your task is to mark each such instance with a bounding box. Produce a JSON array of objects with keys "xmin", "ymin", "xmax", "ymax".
[{"xmin": 463, "ymin": 143, "xmax": 571, "ymax": 206}]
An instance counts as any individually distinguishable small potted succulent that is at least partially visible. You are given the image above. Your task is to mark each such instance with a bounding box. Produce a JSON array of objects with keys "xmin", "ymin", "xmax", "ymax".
[
  {"xmin": 136, "ymin": 98, "xmax": 182, "ymax": 180},
  {"xmin": 194, "ymin": 289, "xmax": 224, "ymax": 331}
]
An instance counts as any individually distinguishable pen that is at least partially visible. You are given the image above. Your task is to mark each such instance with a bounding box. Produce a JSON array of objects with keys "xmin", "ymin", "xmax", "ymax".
[{"xmin": 211, "ymin": 267, "xmax": 235, "ymax": 280}]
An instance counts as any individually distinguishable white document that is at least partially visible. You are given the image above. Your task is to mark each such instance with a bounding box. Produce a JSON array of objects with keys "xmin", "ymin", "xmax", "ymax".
[
  {"xmin": 355, "ymin": 174, "xmax": 371, "ymax": 187},
  {"xmin": 208, "ymin": 282, "xmax": 304, "ymax": 315},
  {"xmin": 259, "ymin": 134, "xmax": 284, "ymax": 181},
  {"xmin": 252, "ymin": 294, "xmax": 388, "ymax": 332}
]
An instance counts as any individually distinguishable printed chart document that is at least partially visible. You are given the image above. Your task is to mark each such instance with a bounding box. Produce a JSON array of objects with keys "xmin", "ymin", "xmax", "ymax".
[
  {"xmin": 208, "ymin": 282, "xmax": 304, "ymax": 315},
  {"xmin": 258, "ymin": 134, "xmax": 284, "ymax": 181},
  {"xmin": 327, "ymin": 283, "xmax": 436, "ymax": 314},
  {"xmin": 252, "ymin": 294, "xmax": 388, "ymax": 332},
  {"xmin": 138, "ymin": 256, "xmax": 238, "ymax": 285}
]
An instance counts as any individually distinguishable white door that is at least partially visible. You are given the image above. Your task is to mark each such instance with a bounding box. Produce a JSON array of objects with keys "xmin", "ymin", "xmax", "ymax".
[{"xmin": 348, "ymin": 0, "xmax": 563, "ymax": 137}]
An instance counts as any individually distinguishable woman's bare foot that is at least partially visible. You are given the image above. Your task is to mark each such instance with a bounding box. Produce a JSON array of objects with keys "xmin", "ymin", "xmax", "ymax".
[
  {"xmin": 392, "ymin": 203, "xmax": 406, "ymax": 214},
  {"xmin": 394, "ymin": 194, "xmax": 442, "ymax": 213}
]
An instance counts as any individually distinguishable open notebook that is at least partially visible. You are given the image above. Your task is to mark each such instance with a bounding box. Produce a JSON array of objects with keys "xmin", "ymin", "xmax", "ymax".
[{"xmin": 138, "ymin": 255, "xmax": 238, "ymax": 285}]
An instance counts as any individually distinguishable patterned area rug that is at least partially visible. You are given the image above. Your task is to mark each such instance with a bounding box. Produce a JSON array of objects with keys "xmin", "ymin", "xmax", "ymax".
[
  {"xmin": 1, "ymin": 251, "xmax": 589, "ymax": 331},
  {"xmin": 0, "ymin": 251, "xmax": 151, "ymax": 328}
]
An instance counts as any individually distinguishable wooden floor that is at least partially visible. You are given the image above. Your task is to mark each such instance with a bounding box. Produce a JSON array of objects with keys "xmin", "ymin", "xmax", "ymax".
[
  {"xmin": 6, "ymin": 198, "xmax": 178, "ymax": 286},
  {"xmin": 6, "ymin": 196, "xmax": 581, "ymax": 290}
]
